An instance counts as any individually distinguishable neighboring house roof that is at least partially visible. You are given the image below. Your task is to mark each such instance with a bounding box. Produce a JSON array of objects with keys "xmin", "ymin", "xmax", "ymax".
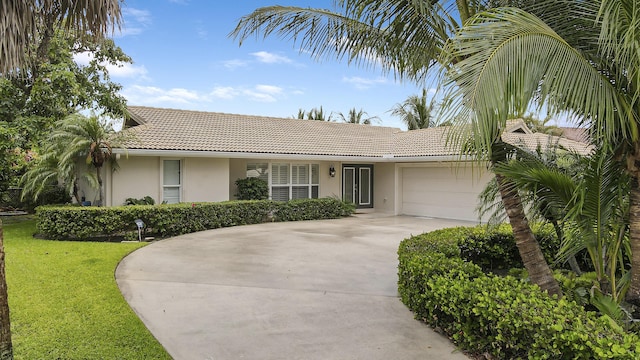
[
  {"xmin": 122, "ymin": 106, "xmax": 592, "ymax": 159},
  {"xmin": 559, "ymin": 127, "xmax": 590, "ymax": 143},
  {"xmin": 503, "ymin": 132, "xmax": 592, "ymax": 155}
]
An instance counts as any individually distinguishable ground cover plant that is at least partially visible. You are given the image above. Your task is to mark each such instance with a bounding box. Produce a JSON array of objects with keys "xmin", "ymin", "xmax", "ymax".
[
  {"xmin": 3, "ymin": 217, "xmax": 170, "ymax": 359},
  {"xmin": 398, "ymin": 225, "xmax": 640, "ymax": 359}
]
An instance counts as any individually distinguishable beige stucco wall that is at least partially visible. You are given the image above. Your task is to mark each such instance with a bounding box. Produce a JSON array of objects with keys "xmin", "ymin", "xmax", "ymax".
[
  {"xmin": 183, "ymin": 157, "xmax": 230, "ymax": 203},
  {"xmin": 373, "ymin": 162, "xmax": 396, "ymax": 214},
  {"xmin": 108, "ymin": 156, "xmax": 160, "ymax": 206},
  {"xmin": 228, "ymin": 159, "xmax": 247, "ymax": 200},
  {"xmin": 319, "ymin": 162, "xmax": 341, "ymax": 199},
  {"xmin": 75, "ymin": 160, "xmax": 100, "ymax": 205}
]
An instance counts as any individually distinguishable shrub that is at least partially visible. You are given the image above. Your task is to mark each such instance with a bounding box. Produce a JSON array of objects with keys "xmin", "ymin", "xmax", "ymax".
[
  {"xmin": 2, "ymin": 185, "xmax": 71, "ymax": 212},
  {"xmin": 398, "ymin": 226, "xmax": 640, "ymax": 359},
  {"xmin": 273, "ymin": 198, "xmax": 355, "ymax": 221},
  {"xmin": 36, "ymin": 198, "xmax": 354, "ymax": 240},
  {"xmin": 235, "ymin": 177, "xmax": 269, "ymax": 200},
  {"xmin": 124, "ymin": 196, "xmax": 155, "ymax": 205}
]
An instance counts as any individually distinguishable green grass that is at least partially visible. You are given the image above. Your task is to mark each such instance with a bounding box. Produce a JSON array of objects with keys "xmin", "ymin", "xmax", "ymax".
[{"xmin": 2, "ymin": 218, "xmax": 171, "ymax": 359}]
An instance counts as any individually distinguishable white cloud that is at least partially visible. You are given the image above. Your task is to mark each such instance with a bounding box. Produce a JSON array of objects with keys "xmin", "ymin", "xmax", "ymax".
[
  {"xmin": 117, "ymin": 7, "xmax": 151, "ymax": 37},
  {"xmin": 251, "ymin": 51, "xmax": 293, "ymax": 64},
  {"xmin": 121, "ymin": 85, "xmax": 203, "ymax": 106},
  {"xmin": 73, "ymin": 52, "xmax": 148, "ymax": 79},
  {"xmin": 210, "ymin": 87, "xmax": 239, "ymax": 99},
  {"xmin": 108, "ymin": 62, "xmax": 149, "ymax": 78},
  {"xmin": 241, "ymin": 85, "xmax": 284, "ymax": 103},
  {"xmin": 123, "ymin": 8, "xmax": 152, "ymax": 25},
  {"xmin": 121, "ymin": 84, "xmax": 292, "ymax": 107},
  {"xmin": 254, "ymin": 84, "xmax": 283, "ymax": 95},
  {"xmin": 222, "ymin": 59, "xmax": 249, "ymax": 70},
  {"xmin": 342, "ymin": 76, "xmax": 388, "ymax": 90}
]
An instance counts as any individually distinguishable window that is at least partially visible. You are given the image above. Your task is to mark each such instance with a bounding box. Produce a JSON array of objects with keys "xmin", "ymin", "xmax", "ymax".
[
  {"xmin": 246, "ymin": 163, "xmax": 268, "ymax": 182},
  {"xmin": 163, "ymin": 159, "xmax": 181, "ymax": 204},
  {"xmin": 271, "ymin": 163, "xmax": 290, "ymax": 201},
  {"xmin": 246, "ymin": 162, "xmax": 319, "ymax": 201}
]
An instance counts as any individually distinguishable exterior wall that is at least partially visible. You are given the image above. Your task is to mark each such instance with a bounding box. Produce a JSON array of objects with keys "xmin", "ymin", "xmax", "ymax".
[
  {"xmin": 109, "ymin": 156, "xmax": 160, "ymax": 206},
  {"xmin": 107, "ymin": 156, "xmax": 230, "ymax": 206},
  {"xmin": 373, "ymin": 162, "xmax": 396, "ymax": 214},
  {"xmin": 228, "ymin": 159, "xmax": 248, "ymax": 200},
  {"xmin": 183, "ymin": 157, "xmax": 229, "ymax": 203},
  {"xmin": 76, "ymin": 160, "xmax": 100, "ymax": 205},
  {"xmin": 319, "ymin": 162, "xmax": 341, "ymax": 199}
]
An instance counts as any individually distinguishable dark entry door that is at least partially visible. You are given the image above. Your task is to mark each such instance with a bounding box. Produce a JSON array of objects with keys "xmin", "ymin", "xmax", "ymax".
[{"xmin": 342, "ymin": 164, "xmax": 373, "ymax": 209}]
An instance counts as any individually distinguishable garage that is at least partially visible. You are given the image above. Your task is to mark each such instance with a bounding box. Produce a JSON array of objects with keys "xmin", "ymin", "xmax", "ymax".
[{"xmin": 401, "ymin": 166, "xmax": 492, "ymax": 222}]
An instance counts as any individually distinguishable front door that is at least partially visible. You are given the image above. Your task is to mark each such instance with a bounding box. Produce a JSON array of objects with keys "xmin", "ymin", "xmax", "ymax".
[{"xmin": 342, "ymin": 164, "xmax": 373, "ymax": 209}]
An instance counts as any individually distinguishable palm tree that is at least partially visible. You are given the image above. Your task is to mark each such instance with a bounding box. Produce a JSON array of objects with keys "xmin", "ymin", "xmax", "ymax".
[
  {"xmin": 0, "ymin": 0, "xmax": 121, "ymax": 74},
  {"xmin": 20, "ymin": 134, "xmax": 98, "ymax": 205},
  {"xmin": 295, "ymin": 106, "xmax": 330, "ymax": 121},
  {"xmin": 491, "ymin": 145, "xmax": 630, "ymax": 305},
  {"xmin": 0, "ymin": 2, "xmax": 122, "ymax": 358},
  {"xmin": 335, "ymin": 108, "xmax": 379, "ymax": 125},
  {"xmin": 389, "ymin": 89, "xmax": 437, "ymax": 130},
  {"xmin": 51, "ymin": 113, "xmax": 128, "ymax": 206},
  {"xmin": 231, "ymin": 0, "xmax": 562, "ymax": 295},
  {"xmin": 440, "ymin": 1, "xmax": 640, "ymax": 301}
]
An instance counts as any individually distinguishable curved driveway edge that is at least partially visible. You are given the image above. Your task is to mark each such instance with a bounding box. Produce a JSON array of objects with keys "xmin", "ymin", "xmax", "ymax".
[{"xmin": 116, "ymin": 214, "xmax": 472, "ymax": 360}]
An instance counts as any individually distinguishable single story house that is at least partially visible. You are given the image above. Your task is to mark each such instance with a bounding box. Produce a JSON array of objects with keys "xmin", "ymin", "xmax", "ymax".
[{"xmin": 83, "ymin": 106, "xmax": 591, "ymax": 222}]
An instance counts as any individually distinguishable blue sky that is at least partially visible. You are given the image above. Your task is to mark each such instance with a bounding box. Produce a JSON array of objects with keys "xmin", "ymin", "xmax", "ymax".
[{"xmin": 93, "ymin": 0, "xmax": 431, "ymax": 130}]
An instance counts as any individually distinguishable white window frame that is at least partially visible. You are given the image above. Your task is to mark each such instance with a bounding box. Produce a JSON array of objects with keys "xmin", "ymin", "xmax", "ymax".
[
  {"xmin": 161, "ymin": 159, "xmax": 182, "ymax": 204},
  {"xmin": 246, "ymin": 161, "xmax": 319, "ymax": 201}
]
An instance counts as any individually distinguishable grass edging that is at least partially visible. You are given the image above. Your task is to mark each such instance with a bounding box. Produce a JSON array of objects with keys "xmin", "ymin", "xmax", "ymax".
[{"xmin": 5, "ymin": 219, "xmax": 171, "ymax": 359}]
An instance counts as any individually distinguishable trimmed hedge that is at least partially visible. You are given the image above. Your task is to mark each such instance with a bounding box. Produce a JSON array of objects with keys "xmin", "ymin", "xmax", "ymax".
[
  {"xmin": 398, "ymin": 226, "xmax": 640, "ymax": 359},
  {"xmin": 36, "ymin": 198, "xmax": 355, "ymax": 240}
]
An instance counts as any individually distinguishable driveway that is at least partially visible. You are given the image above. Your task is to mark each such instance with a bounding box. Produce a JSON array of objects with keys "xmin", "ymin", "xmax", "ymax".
[{"xmin": 116, "ymin": 214, "xmax": 473, "ymax": 360}]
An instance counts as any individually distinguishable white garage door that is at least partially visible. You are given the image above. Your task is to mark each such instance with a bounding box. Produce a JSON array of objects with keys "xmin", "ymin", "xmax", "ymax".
[{"xmin": 401, "ymin": 166, "xmax": 491, "ymax": 222}]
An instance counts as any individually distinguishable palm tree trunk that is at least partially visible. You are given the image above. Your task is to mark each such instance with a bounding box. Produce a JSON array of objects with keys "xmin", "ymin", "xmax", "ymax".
[
  {"xmin": 0, "ymin": 221, "xmax": 13, "ymax": 360},
  {"xmin": 96, "ymin": 166, "xmax": 103, "ymax": 206},
  {"xmin": 495, "ymin": 173, "xmax": 563, "ymax": 297},
  {"xmin": 627, "ymin": 174, "xmax": 640, "ymax": 302}
]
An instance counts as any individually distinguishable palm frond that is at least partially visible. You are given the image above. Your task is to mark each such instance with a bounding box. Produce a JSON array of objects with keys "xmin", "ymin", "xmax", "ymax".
[
  {"xmin": 230, "ymin": 2, "xmax": 456, "ymax": 81},
  {"xmin": 0, "ymin": 0, "xmax": 121, "ymax": 74},
  {"xmin": 442, "ymin": 7, "xmax": 636, "ymax": 147}
]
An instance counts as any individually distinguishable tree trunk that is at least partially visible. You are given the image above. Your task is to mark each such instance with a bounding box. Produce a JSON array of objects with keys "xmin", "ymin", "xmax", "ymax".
[
  {"xmin": 495, "ymin": 173, "xmax": 563, "ymax": 297},
  {"xmin": 627, "ymin": 173, "xmax": 640, "ymax": 302},
  {"xmin": 96, "ymin": 166, "xmax": 103, "ymax": 206},
  {"xmin": 0, "ymin": 221, "xmax": 13, "ymax": 360}
]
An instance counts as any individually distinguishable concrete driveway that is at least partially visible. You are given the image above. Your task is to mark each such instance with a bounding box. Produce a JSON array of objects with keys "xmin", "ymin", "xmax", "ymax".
[{"xmin": 116, "ymin": 214, "xmax": 473, "ymax": 360}]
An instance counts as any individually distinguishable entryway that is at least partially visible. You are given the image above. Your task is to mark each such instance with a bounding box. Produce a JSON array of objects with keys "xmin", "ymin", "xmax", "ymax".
[{"xmin": 342, "ymin": 164, "xmax": 373, "ymax": 209}]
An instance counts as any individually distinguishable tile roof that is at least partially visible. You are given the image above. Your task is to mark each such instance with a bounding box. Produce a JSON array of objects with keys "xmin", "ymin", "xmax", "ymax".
[
  {"xmin": 122, "ymin": 106, "xmax": 592, "ymax": 158},
  {"xmin": 559, "ymin": 127, "xmax": 590, "ymax": 143},
  {"xmin": 123, "ymin": 106, "xmax": 397, "ymax": 157}
]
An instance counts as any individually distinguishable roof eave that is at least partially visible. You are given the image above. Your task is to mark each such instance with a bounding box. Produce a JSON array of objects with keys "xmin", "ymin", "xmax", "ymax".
[{"xmin": 113, "ymin": 149, "xmax": 471, "ymax": 162}]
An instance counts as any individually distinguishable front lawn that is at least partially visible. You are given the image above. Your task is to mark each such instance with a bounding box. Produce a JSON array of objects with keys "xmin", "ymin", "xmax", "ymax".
[{"xmin": 2, "ymin": 218, "xmax": 171, "ymax": 359}]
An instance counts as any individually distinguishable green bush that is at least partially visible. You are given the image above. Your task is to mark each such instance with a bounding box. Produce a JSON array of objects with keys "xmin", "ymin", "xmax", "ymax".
[
  {"xmin": 124, "ymin": 196, "xmax": 155, "ymax": 205},
  {"xmin": 235, "ymin": 177, "xmax": 269, "ymax": 200},
  {"xmin": 2, "ymin": 185, "xmax": 71, "ymax": 212},
  {"xmin": 36, "ymin": 198, "xmax": 354, "ymax": 240},
  {"xmin": 398, "ymin": 227, "xmax": 640, "ymax": 359},
  {"xmin": 452, "ymin": 224, "xmax": 585, "ymax": 272},
  {"xmin": 273, "ymin": 198, "xmax": 355, "ymax": 221}
]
